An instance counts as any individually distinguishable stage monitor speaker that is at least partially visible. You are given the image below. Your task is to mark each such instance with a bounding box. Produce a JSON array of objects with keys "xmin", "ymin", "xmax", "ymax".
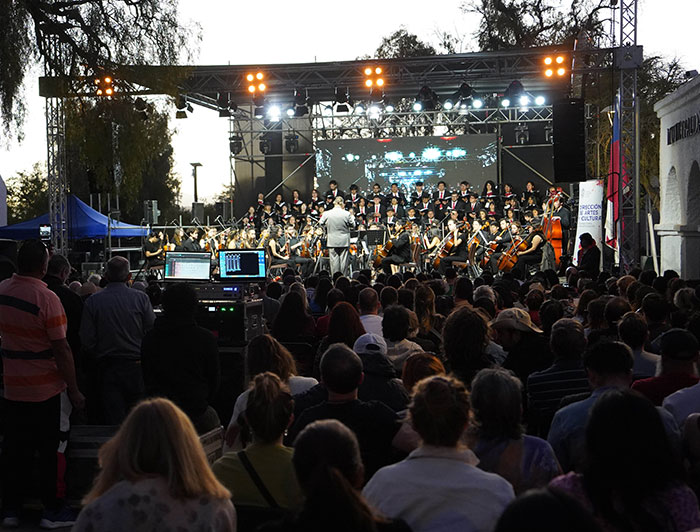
[
  {"xmin": 143, "ymin": 200, "xmax": 160, "ymax": 225},
  {"xmin": 215, "ymin": 201, "xmax": 232, "ymax": 221},
  {"xmin": 191, "ymin": 202, "xmax": 204, "ymax": 223},
  {"xmin": 552, "ymin": 98, "xmax": 587, "ymax": 183}
]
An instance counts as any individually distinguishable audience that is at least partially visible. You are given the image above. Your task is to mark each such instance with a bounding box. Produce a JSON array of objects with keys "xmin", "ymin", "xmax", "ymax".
[
  {"xmin": 141, "ymin": 282, "xmax": 221, "ymax": 433},
  {"xmin": 317, "ymin": 301, "xmax": 366, "ymax": 359},
  {"xmin": 382, "ymin": 305, "xmax": 423, "ymax": 373},
  {"xmin": 469, "ymin": 368, "xmax": 561, "ymax": 495},
  {"xmin": 617, "ymin": 311, "xmax": 660, "ymax": 379},
  {"xmin": 314, "ymin": 288, "xmax": 345, "ymax": 338},
  {"xmin": 358, "ymin": 286, "xmax": 383, "ymax": 336},
  {"xmin": 353, "ymin": 333, "xmax": 410, "ymax": 412},
  {"xmin": 363, "ymin": 375, "xmax": 515, "ymax": 532},
  {"xmin": 413, "ymin": 285, "xmax": 445, "ymax": 349},
  {"xmin": 72, "ymin": 398, "xmax": 236, "ymax": 531},
  {"xmin": 213, "ymin": 373, "xmax": 302, "ymax": 518},
  {"xmin": 401, "ymin": 352, "xmax": 446, "ymax": 394},
  {"xmin": 550, "ymin": 389, "xmax": 700, "ymax": 531},
  {"xmin": 271, "ymin": 291, "xmax": 316, "ymax": 342}
]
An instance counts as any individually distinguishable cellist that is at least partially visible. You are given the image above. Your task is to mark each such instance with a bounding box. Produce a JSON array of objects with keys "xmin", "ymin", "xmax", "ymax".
[
  {"xmin": 514, "ymin": 223, "xmax": 546, "ymax": 275},
  {"xmin": 488, "ymin": 222, "xmax": 521, "ymax": 274},
  {"xmin": 437, "ymin": 219, "xmax": 468, "ymax": 275}
]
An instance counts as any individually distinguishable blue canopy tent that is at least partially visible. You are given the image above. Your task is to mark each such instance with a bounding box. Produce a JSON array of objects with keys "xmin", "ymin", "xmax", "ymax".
[{"xmin": 0, "ymin": 195, "xmax": 147, "ymax": 240}]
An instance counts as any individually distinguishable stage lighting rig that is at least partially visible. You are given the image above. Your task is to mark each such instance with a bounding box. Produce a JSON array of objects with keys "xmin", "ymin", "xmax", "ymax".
[
  {"xmin": 502, "ymin": 81, "xmax": 526, "ymax": 108},
  {"xmin": 515, "ymin": 123, "xmax": 530, "ymax": 145},
  {"xmin": 543, "ymin": 55, "xmax": 567, "ymax": 78},
  {"xmin": 246, "ymin": 71, "xmax": 267, "ymax": 109},
  {"xmin": 285, "ymin": 133, "xmax": 299, "ymax": 153},
  {"xmin": 292, "ymin": 89, "xmax": 310, "ymax": 117},
  {"xmin": 415, "ymin": 85, "xmax": 438, "ymax": 112},
  {"xmin": 175, "ymin": 94, "xmax": 188, "ymax": 119},
  {"xmin": 363, "ymin": 66, "xmax": 385, "ymax": 90},
  {"xmin": 259, "ymin": 138, "xmax": 272, "ymax": 154},
  {"xmin": 94, "ymin": 75, "xmax": 115, "ymax": 97},
  {"xmin": 334, "ymin": 87, "xmax": 350, "ymax": 113},
  {"xmin": 229, "ymin": 135, "xmax": 244, "ymax": 155}
]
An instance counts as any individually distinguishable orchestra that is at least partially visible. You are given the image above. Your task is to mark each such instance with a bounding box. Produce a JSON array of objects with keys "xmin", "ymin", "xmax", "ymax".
[{"xmin": 142, "ymin": 180, "xmax": 573, "ymax": 278}]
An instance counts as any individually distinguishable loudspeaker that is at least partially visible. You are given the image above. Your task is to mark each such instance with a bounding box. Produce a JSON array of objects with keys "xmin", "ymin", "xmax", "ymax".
[
  {"xmin": 191, "ymin": 202, "xmax": 204, "ymax": 223},
  {"xmin": 552, "ymin": 98, "xmax": 587, "ymax": 183},
  {"xmin": 143, "ymin": 200, "xmax": 160, "ymax": 225},
  {"xmin": 215, "ymin": 201, "xmax": 232, "ymax": 221}
]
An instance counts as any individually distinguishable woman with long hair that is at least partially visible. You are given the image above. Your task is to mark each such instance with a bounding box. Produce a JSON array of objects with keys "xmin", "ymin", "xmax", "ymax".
[
  {"xmin": 442, "ymin": 306, "xmax": 493, "ymax": 387},
  {"xmin": 225, "ymin": 335, "xmax": 317, "ymax": 449},
  {"xmin": 260, "ymin": 419, "xmax": 410, "ymax": 532},
  {"xmin": 414, "ymin": 285, "xmax": 445, "ymax": 348},
  {"xmin": 271, "ymin": 291, "xmax": 316, "ymax": 342},
  {"xmin": 468, "ymin": 368, "xmax": 561, "ymax": 495},
  {"xmin": 551, "ymin": 389, "xmax": 700, "ymax": 531},
  {"xmin": 316, "ymin": 302, "xmax": 366, "ymax": 374},
  {"xmin": 73, "ymin": 398, "xmax": 235, "ymax": 532},
  {"xmin": 214, "ymin": 373, "xmax": 302, "ymax": 517},
  {"xmin": 310, "ymin": 276, "xmax": 333, "ymax": 314}
]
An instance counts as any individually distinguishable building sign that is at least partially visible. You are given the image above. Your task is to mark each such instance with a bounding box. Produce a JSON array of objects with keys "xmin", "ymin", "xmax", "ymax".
[{"xmin": 667, "ymin": 111, "xmax": 700, "ymax": 145}]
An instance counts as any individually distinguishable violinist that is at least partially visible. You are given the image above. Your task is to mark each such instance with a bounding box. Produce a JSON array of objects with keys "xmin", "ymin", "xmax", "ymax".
[
  {"xmin": 267, "ymin": 225, "xmax": 292, "ymax": 268},
  {"xmin": 242, "ymin": 228, "xmax": 258, "ymax": 249},
  {"xmin": 285, "ymin": 225, "xmax": 314, "ymax": 277},
  {"xmin": 182, "ymin": 228, "xmax": 201, "ymax": 252},
  {"xmin": 469, "ymin": 219, "xmax": 491, "ymax": 265},
  {"xmin": 438, "ymin": 219, "xmax": 468, "ymax": 275},
  {"xmin": 173, "ymin": 227, "xmax": 185, "ymax": 250},
  {"xmin": 488, "ymin": 221, "xmax": 518, "ymax": 274},
  {"xmin": 514, "ymin": 224, "xmax": 545, "ymax": 275},
  {"xmin": 380, "ymin": 223, "xmax": 412, "ymax": 275}
]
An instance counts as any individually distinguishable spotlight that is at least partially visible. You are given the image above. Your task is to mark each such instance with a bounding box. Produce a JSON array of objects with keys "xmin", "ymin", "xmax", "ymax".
[
  {"xmin": 376, "ymin": 78, "xmax": 384, "ymax": 87},
  {"xmin": 259, "ymin": 139, "xmax": 272, "ymax": 155},
  {"xmin": 443, "ymin": 100, "xmax": 454, "ymax": 110},
  {"xmin": 416, "ymin": 86, "xmax": 438, "ymax": 112},
  {"xmin": 501, "ymin": 99, "xmax": 510, "ymax": 108},
  {"xmin": 375, "ymin": 67, "xmax": 382, "ymax": 75},
  {"xmin": 175, "ymin": 95, "xmax": 188, "ymax": 118},
  {"xmin": 229, "ymin": 135, "xmax": 244, "ymax": 155},
  {"xmin": 364, "ymin": 67, "xmax": 373, "ymax": 76},
  {"xmin": 246, "ymin": 71, "xmax": 265, "ymax": 94},
  {"xmin": 363, "ymin": 66, "xmax": 385, "ymax": 90},
  {"xmin": 294, "ymin": 89, "xmax": 307, "ymax": 106},
  {"xmin": 555, "ymin": 56, "xmax": 564, "ymax": 64},
  {"xmin": 175, "ymin": 110, "xmax": 187, "ymax": 119},
  {"xmin": 285, "ymin": 134, "xmax": 299, "ymax": 154},
  {"xmin": 368, "ymin": 104, "xmax": 381, "ymax": 118},
  {"xmin": 472, "ymin": 98, "xmax": 484, "ymax": 109},
  {"xmin": 267, "ymin": 105, "xmax": 281, "ymax": 121},
  {"xmin": 519, "ymin": 95, "xmax": 530, "ymax": 106},
  {"xmin": 246, "ymin": 74, "xmax": 254, "ymax": 82},
  {"xmin": 95, "ymin": 74, "xmax": 115, "ymax": 97},
  {"xmin": 256, "ymin": 72, "xmax": 263, "ymax": 80},
  {"xmin": 385, "ymin": 103, "xmax": 395, "ymax": 112},
  {"xmin": 544, "ymin": 57, "xmax": 553, "ymax": 65},
  {"xmin": 557, "ymin": 67, "xmax": 566, "ymax": 76},
  {"xmin": 335, "ymin": 87, "xmax": 350, "ymax": 112},
  {"xmin": 545, "ymin": 69, "xmax": 554, "ymax": 77},
  {"xmin": 413, "ymin": 101, "xmax": 423, "ymax": 112},
  {"xmin": 286, "ymin": 106, "xmax": 295, "ymax": 117},
  {"xmin": 515, "ymin": 123, "xmax": 530, "ymax": 145},
  {"xmin": 365, "ymin": 79, "xmax": 373, "ymax": 87},
  {"xmin": 254, "ymin": 106, "xmax": 265, "ymax": 119},
  {"xmin": 535, "ymin": 96, "xmax": 546, "ymax": 106},
  {"xmin": 355, "ymin": 104, "xmax": 365, "ymax": 114},
  {"xmin": 217, "ymin": 92, "xmax": 232, "ymax": 117}
]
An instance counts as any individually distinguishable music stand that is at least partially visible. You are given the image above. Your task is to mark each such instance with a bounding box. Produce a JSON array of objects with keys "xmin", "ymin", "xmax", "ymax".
[{"xmin": 366, "ymin": 229, "xmax": 386, "ymax": 246}]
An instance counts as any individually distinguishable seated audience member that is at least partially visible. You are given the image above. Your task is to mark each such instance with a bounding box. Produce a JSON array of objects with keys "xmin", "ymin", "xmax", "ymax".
[
  {"xmin": 261, "ymin": 419, "xmax": 411, "ymax": 532},
  {"xmin": 225, "ymin": 335, "xmax": 317, "ymax": 449},
  {"xmin": 641, "ymin": 292, "xmax": 671, "ymax": 350},
  {"xmin": 382, "ymin": 305, "xmax": 423, "ymax": 373},
  {"xmin": 469, "ymin": 368, "xmax": 561, "ymax": 495},
  {"xmin": 617, "ymin": 311, "xmax": 660, "ymax": 379},
  {"xmin": 363, "ymin": 375, "xmax": 515, "ymax": 532},
  {"xmin": 353, "ymin": 334, "xmax": 409, "ymax": 412},
  {"xmin": 527, "ymin": 319, "xmax": 590, "ymax": 437},
  {"xmin": 525, "ymin": 289, "xmax": 545, "ymax": 327},
  {"xmin": 632, "ymin": 328, "xmax": 699, "ymax": 405},
  {"xmin": 413, "ymin": 285, "xmax": 445, "ymax": 349},
  {"xmin": 443, "ymin": 306, "xmax": 493, "ymax": 387},
  {"xmin": 550, "ymin": 390, "xmax": 700, "ymax": 531},
  {"xmin": 309, "ymin": 277, "xmax": 332, "ymax": 314},
  {"xmin": 538, "ymin": 299, "xmax": 565, "ymax": 337},
  {"xmin": 72, "ymin": 398, "xmax": 236, "ymax": 532},
  {"xmin": 401, "ymin": 352, "xmax": 446, "ymax": 394},
  {"xmin": 492, "ymin": 308, "xmax": 551, "ymax": 387},
  {"xmin": 586, "ymin": 296, "xmax": 631, "ymax": 346},
  {"xmin": 141, "ymin": 283, "xmax": 221, "ymax": 434},
  {"xmin": 287, "ymin": 344, "xmax": 414, "ymax": 478},
  {"xmin": 380, "ymin": 285, "xmax": 399, "ymax": 311},
  {"xmin": 453, "ymin": 277, "xmax": 474, "ymax": 308},
  {"xmin": 664, "ymin": 378, "xmax": 700, "ymax": 427},
  {"xmin": 547, "ymin": 342, "xmax": 633, "ymax": 472},
  {"xmin": 214, "ymin": 373, "xmax": 302, "ymax": 515},
  {"xmin": 494, "ymin": 487, "xmax": 602, "ymax": 532},
  {"xmin": 315, "ymin": 288, "xmax": 345, "ymax": 338},
  {"xmin": 316, "ymin": 302, "xmax": 366, "ymax": 373},
  {"xmin": 397, "ymin": 288, "xmax": 414, "ymax": 311},
  {"xmin": 573, "ymin": 289, "xmax": 598, "ymax": 325},
  {"xmin": 358, "ymin": 287, "xmax": 383, "ymax": 336},
  {"xmin": 260, "ymin": 282, "xmax": 282, "ymax": 327},
  {"xmin": 584, "ymin": 296, "xmax": 609, "ymax": 338},
  {"xmin": 271, "ymin": 291, "xmax": 316, "ymax": 343}
]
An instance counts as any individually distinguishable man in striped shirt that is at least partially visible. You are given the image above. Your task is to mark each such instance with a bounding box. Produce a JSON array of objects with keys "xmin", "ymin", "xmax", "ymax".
[
  {"xmin": 0, "ymin": 240, "xmax": 85, "ymax": 529},
  {"xmin": 527, "ymin": 318, "xmax": 590, "ymax": 438}
]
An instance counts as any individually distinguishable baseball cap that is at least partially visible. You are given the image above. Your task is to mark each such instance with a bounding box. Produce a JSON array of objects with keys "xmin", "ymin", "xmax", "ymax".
[
  {"xmin": 353, "ymin": 333, "xmax": 388, "ymax": 356},
  {"xmin": 660, "ymin": 328, "xmax": 700, "ymax": 360},
  {"xmin": 490, "ymin": 307, "xmax": 543, "ymax": 334}
]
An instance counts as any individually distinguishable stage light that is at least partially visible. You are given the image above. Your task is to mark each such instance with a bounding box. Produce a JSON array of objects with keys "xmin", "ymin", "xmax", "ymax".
[
  {"xmin": 555, "ymin": 56, "xmax": 564, "ymax": 64},
  {"xmin": 545, "ymin": 69, "xmax": 553, "ymax": 77},
  {"xmin": 422, "ymin": 147, "xmax": 441, "ymax": 161},
  {"xmin": 501, "ymin": 99, "xmax": 510, "ymax": 108},
  {"xmin": 254, "ymin": 106, "xmax": 265, "ymax": 119},
  {"xmin": 175, "ymin": 109, "xmax": 186, "ymax": 119},
  {"xmin": 286, "ymin": 106, "xmax": 295, "ymax": 117},
  {"xmin": 376, "ymin": 78, "xmax": 384, "ymax": 87},
  {"xmin": 416, "ymin": 85, "xmax": 437, "ymax": 112},
  {"xmin": 94, "ymin": 74, "xmax": 115, "ymax": 97},
  {"xmin": 285, "ymin": 133, "xmax": 299, "ymax": 153},
  {"xmin": 519, "ymin": 95, "xmax": 529, "ymax": 106},
  {"xmin": 375, "ymin": 67, "xmax": 382, "ymax": 75},
  {"xmin": 515, "ymin": 123, "xmax": 530, "ymax": 145},
  {"xmin": 355, "ymin": 104, "xmax": 365, "ymax": 114},
  {"xmin": 368, "ymin": 105, "xmax": 381, "ymax": 118},
  {"xmin": 247, "ymin": 74, "xmax": 254, "ymax": 82},
  {"xmin": 258, "ymin": 83, "xmax": 266, "ymax": 91},
  {"xmin": 105, "ymin": 88, "xmax": 113, "ymax": 96},
  {"xmin": 472, "ymin": 98, "xmax": 483, "ymax": 109},
  {"xmin": 535, "ymin": 95, "xmax": 546, "ymax": 105},
  {"xmin": 267, "ymin": 105, "xmax": 281, "ymax": 121},
  {"xmin": 557, "ymin": 68, "xmax": 566, "ymax": 76},
  {"xmin": 229, "ymin": 135, "xmax": 243, "ymax": 155},
  {"xmin": 294, "ymin": 89, "xmax": 306, "ymax": 106},
  {"xmin": 385, "ymin": 103, "xmax": 395, "ymax": 112},
  {"xmin": 365, "ymin": 79, "xmax": 373, "ymax": 87},
  {"xmin": 259, "ymin": 139, "xmax": 272, "ymax": 155},
  {"xmin": 256, "ymin": 72, "xmax": 263, "ymax": 80},
  {"xmin": 413, "ymin": 101, "xmax": 423, "ymax": 112},
  {"xmin": 443, "ymin": 99, "xmax": 454, "ymax": 110},
  {"xmin": 248, "ymin": 85, "xmax": 256, "ymax": 93},
  {"xmin": 104, "ymin": 76, "xmax": 112, "ymax": 84},
  {"xmin": 364, "ymin": 67, "xmax": 373, "ymax": 75},
  {"xmin": 335, "ymin": 86, "xmax": 348, "ymax": 103},
  {"xmin": 336, "ymin": 103, "xmax": 350, "ymax": 113},
  {"xmin": 544, "ymin": 57, "xmax": 553, "ymax": 65}
]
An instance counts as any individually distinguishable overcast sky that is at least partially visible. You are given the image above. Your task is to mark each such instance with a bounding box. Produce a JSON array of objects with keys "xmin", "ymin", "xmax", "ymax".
[{"xmin": 1, "ymin": 0, "xmax": 698, "ymax": 208}]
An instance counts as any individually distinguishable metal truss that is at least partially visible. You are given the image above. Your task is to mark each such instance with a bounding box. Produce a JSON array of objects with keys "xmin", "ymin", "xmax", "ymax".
[
  {"xmin": 617, "ymin": 0, "xmax": 641, "ymax": 271},
  {"xmin": 44, "ymin": 36, "xmax": 68, "ymax": 255}
]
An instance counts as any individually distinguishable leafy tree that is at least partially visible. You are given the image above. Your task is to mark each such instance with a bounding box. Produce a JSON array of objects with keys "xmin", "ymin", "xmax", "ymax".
[
  {"xmin": 374, "ymin": 28, "xmax": 438, "ymax": 59},
  {"xmin": 65, "ymin": 98, "xmax": 181, "ymax": 224},
  {"xmin": 0, "ymin": 0, "xmax": 199, "ymax": 137},
  {"xmin": 5, "ymin": 163, "xmax": 48, "ymax": 224}
]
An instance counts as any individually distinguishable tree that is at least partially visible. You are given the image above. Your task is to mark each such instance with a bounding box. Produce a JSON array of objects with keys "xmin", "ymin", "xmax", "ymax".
[
  {"xmin": 374, "ymin": 28, "xmax": 438, "ymax": 59},
  {"xmin": 0, "ymin": 0, "xmax": 199, "ymax": 137},
  {"xmin": 64, "ymin": 98, "xmax": 181, "ymax": 224},
  {"xmin": 5, "ymin": 163, "xmax": 48, "ymax": 224}
]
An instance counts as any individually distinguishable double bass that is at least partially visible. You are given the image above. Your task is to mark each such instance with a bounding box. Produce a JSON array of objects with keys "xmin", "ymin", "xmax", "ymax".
[{"xmin": 541, "ymin": 197, "xmax": 564, "ymax": 268}]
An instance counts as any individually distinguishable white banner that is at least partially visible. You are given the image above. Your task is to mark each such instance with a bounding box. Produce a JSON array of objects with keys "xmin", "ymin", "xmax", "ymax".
[{"xmin": 573, "ymin": 180, "xmax": 604, "ymax": 266}]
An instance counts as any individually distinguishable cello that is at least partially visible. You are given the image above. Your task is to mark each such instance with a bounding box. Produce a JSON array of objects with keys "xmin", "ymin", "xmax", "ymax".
[
  {"xmin": 541, "ymin": 195, "xmax": 564, "ymax": 268},
  {"xmin": 431, "ymin": 223, "xmax": 465, "ymax": 270}
]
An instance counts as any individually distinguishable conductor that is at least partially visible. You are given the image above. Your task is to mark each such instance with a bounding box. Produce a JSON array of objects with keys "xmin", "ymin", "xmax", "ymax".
[{"xmin": 320, "ymin": 196, "xmax": 356, "ymax": 276}]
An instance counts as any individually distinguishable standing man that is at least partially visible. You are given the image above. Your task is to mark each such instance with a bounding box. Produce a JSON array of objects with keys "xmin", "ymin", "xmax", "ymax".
[
  {"xmin": 320, "ymin": 196, "xmax": 356, "ymax": 276},
  {"xmin": 0, "ymin": 240, "xmax": 84, "ymax": 529},
  {"xmin": 80, "ymin": 256, "xmax": 155, "ymax": 424}
]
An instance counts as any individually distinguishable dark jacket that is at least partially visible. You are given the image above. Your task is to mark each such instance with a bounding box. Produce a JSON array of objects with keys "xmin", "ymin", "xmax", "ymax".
[
  {"xmin": 578, "ymin": 245, "xmax": 601, "ymax": 277},
  {"xmin": 141, "ymin": 315, "xmax": 220, "ymax": 420},
  {"xmin": 44, "ymin": 274, "xmax": 83, "ymax": 357},
  {"xmin": 358, "ymin": 352, "xmax": 410, "ymax": 412}
]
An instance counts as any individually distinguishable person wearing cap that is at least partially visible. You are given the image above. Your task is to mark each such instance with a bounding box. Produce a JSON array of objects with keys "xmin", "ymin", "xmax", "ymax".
[
  {"xmin": 354, "ymin": 333, "xmax": 410, "ymax": 412},
  {"xmin": 491, "ymin": 308, "xmax": 551, "ymax": 386},
  {"xmin": 632, "ymin": 329, "xmax": 700, "ymax": 406}
]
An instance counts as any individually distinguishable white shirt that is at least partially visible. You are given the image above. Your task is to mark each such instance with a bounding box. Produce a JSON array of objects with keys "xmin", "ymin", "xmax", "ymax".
[
  {"xmin": 663, "ymin": 380, "xmax": 700, "ymax": 426},
  {"xmin": 363, "ymin": 446, "xmax": 514, "ymax": 532},
  {"xmin": 360, "ymin": 314, "xmax": 383, "ymax": 337}
]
